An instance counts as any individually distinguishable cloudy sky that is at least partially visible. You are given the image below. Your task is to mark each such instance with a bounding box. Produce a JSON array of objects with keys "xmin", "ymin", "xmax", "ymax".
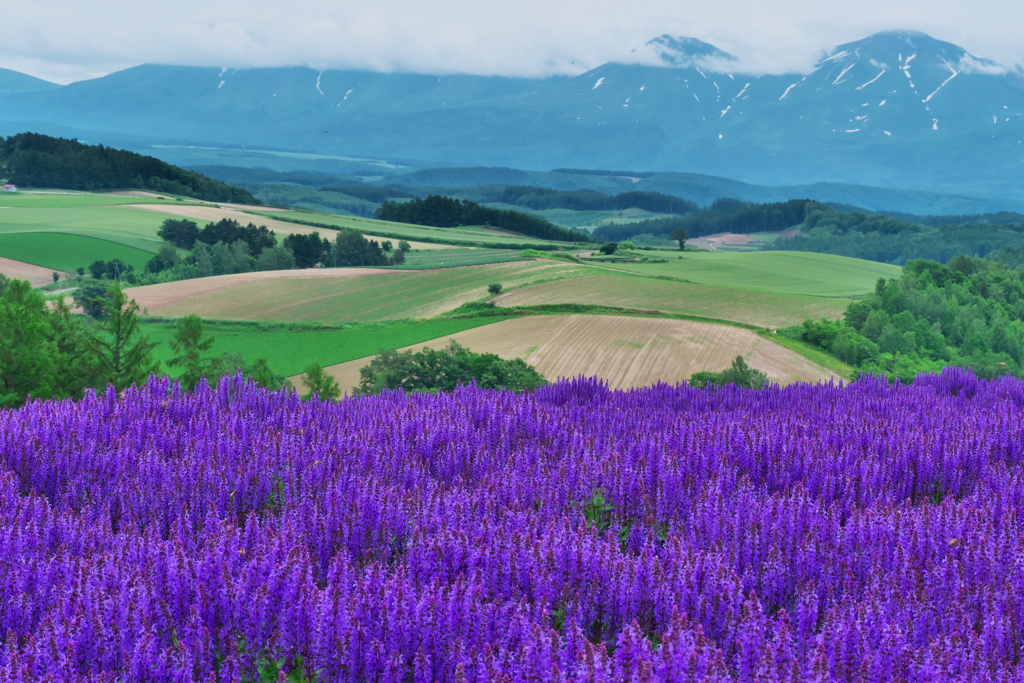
[{"xmin": 2, "ymin": 0, "xmax": 1022, "ymax": 84}]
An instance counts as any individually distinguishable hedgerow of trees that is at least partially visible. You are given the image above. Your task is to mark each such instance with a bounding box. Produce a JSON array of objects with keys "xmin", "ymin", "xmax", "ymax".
[
  {"xmin": 0, "ymin": 133, "xmax": 257, "ymax": 203},
  {"xmin": 79, "ymin": 219, "xmax": 409, "ymax": 288},
  {"xmin": 356, "ymin": 340, "xmax": 548, "ymax": 394},
  {"xmin": 375, "ymin": 195, "xmax": 591, "ymax": 243}
]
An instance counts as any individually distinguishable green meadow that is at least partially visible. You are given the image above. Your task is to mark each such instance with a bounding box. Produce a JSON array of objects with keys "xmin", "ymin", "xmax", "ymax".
[
  {"xmin": 0, "ymin": 232, "xmax": 154, "ymax": 271},
  {"xmin": 142, "ymin": 317, "xmax": 510, "ymax": 376},
  {"xmin": 590, "ymin": 250, "xmax": 901, "ymax": 298}
]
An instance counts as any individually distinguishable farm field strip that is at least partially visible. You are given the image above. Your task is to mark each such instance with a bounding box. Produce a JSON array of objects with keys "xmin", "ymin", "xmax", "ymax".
[
  {"xmin": 0, "ymin": 206, "xmax": 171, "ymax": 252},
  {"xmin": 299, "ymin": 314, "xmax": 839, "ymax": 393},
  {"xmin": 131, "ymin": 261, "xmax": 592, "ymax": 322},
  {"xmin": 262, "ymin": 210, "xmax": 580, "ymax": 247},
  {"xmin": 127, "ymin": 267, "xmax": 396, "ymax": 312},
  {"xmin": 0, "ymin": 255, "xmax": 60, "ymax": 286},
  {"xmin": 0, "ymin": 232, "xmax": 155, "ymax": 271},
  {"xmin": 495, "ymin": 272, "xmax": 850, "ymax": 328},
  {"xmin": 142, "ymin": 317, "xmax": 512, "ymax": 377},
  {"xmin": 593, "ymin": 250, "xmax": 900, "ymax": 298}
]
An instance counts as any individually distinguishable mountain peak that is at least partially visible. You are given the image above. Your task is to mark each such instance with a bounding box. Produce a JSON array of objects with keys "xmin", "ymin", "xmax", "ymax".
[
  {"xmin": 820, "ymin": 31, "xmax": 1005, "ymax": 74},
  {"xmin": 644, "ymin": 35, "xmax": 737, "ymax": 69}
]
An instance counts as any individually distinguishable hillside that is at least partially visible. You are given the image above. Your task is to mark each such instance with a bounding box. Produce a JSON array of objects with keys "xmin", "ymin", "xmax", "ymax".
[{"xmin": 0, "ymin": 133, "xmax": 257, "ymax": 203}]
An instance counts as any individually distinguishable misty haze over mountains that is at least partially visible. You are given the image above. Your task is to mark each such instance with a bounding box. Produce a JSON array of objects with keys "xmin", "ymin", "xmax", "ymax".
[{"xmin": 0, "ymin": 30, "xmax": 1021, "ymax": 205}]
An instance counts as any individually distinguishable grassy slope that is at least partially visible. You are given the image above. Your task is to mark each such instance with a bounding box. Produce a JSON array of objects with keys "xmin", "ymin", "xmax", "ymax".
[
  {"xmin": 142, "ymin": 261, "xmax": 593, "ymax": 323},
  {"xmin": 386, "ymin": 248, "xmax": 528, "ymax": 270},
  {"xmin": 495, "ymin": 272, "xmax": 850, "ymax": 328},
  {"xmin": 0, "ymin": 194, "xmax": 195, "ymax": 254},
  {"xmin": 0, "ymin": 233, "xmax": 154, "ymax": 271},
  {"xmin": 594, "ymin": 251, "xmax": 901, "ymax": 298},
  {"xmin": 142, "ymin": 317, "xmax": 512, "ymax": 377},
  {"xmin": 258, "ymin": 210, "xmax": 581, "ymax": 247}
]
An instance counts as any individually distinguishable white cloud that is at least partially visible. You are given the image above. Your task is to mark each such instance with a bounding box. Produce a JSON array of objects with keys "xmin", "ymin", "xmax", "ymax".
[
  {"xmin": 957, "ymin": 55, "xmax": 1009, "ymax": 76},
  {"xmin": 0, "ymin": 0, "xmax": 1021, "ymax": 83}
]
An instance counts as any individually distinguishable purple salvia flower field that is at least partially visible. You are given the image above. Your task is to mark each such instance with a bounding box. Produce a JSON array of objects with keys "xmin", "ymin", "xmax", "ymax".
[{"xmin": 2, "ymin": 369, "xmax": 1024, "ymax": 681}]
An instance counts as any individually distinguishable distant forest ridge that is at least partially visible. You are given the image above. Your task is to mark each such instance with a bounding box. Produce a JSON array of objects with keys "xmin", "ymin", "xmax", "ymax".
[{"xmin": 0, "ymin": 133, "xmax": 257, "ymax": 204}]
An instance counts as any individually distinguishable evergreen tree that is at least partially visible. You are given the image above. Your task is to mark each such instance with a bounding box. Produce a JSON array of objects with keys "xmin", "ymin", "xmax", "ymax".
[
  {"xmin": 168, "ymin": 314, "xmax": 223, "ymax": 390},
  {"xmin": 87, "ymin": 284, "xmax": 160, "ymax": 391}
]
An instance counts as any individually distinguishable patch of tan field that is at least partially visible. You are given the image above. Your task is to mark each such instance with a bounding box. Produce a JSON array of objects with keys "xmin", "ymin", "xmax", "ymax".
[
  {"xmin": 295, "ymin": 314, "xmax": 839, "ymax": 394},
  {"xmin": 104, "ymin": 192, "xmax": 285, "ymax": 212},
  {"xmin": 121, "ymin": 204, "xmax": 447, "ymax": 250},
  {"xmin": 0, "ymin": 256, "xmax": 59, "ymax": 287},
  {"xmin": 128, "ymin": 267, "xmax": 396, "ymax": 313}
]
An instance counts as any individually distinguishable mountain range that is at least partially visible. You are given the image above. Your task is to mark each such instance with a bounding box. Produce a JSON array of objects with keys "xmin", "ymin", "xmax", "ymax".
[{"xmin": 0, "ymin": 30, "xmax": 1021, "ymax": 202}]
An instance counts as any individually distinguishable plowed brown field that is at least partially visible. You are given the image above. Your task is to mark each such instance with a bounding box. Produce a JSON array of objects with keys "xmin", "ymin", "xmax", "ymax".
[
  {"xmin": 123, "ymin": 204, "xmax": 447, "ymax": 250},
  {"xmin": 295, "ymin": 314, "xmax": 839, "ymax": 394},
  {"xmin": 0, "ymin": 256, "xmax": 59, "ymax": 287}
]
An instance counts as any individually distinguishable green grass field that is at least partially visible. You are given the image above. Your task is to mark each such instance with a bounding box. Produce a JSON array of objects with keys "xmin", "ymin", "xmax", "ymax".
[
  {"xmin": 0, "ymin": 232, "xmax": 155, "ymax": 271},
  {"xmin": 388, "ymin": 248, "xmax": 528, "ymax": 269},
  {"xmin": 0, "ymin": 197, "xmax": 188, "ymax": 254},
  {"xmin": 257, "ymin": 210, "xmax": 583, "ymax": 248},
  {"xmin": 495, "ymin": 271, "xmax": 850, "ymax": 328},
  {"xmin": 142, "ymin": 317, "xmax": 510, "ymax": 377},
  {"xmin": 589, "ymin": 251, "xmax": 900, "ymax": 298},
  {"xmin": 137, "ymin": 260, "xmax": 594, "ymax": 323}
]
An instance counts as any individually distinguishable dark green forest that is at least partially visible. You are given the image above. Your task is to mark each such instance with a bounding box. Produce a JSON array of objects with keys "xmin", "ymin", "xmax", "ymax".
[
  {"xmin": 0, "ymin": 133, "xmax": 257, "ymax": 203},
  {"xmin": 788, "ymin": 255, "xmax": 1024, "ymax": 381},
  {"xmin": 592, "ymin": 198, "xmax": 812, "ymax": 242},
  {"xmin": 375, "ymin": 195, "xmax": 591, "ymax": 242},
  {"xmin": 773, "ymin": 206, "xmax": 1024, "ymax": 264}
]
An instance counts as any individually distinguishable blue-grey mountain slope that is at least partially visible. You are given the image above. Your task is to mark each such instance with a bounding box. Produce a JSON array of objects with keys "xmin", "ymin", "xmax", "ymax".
[
  {"xmin": 0, "ymin": 31, "xmax": 1020, "ymax": 198},
  {"xmin": 0, "ymin": 69, "xmax": 59, "ymax": 95}
]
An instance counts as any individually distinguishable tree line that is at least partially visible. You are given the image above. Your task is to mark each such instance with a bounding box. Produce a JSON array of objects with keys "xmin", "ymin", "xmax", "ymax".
[
  {"xmin": 302, "ymin": 340, "xmax": 549, "ymax": 399},
  {"xmin": 1, "ymin": 274, "xmax": 549, "ymax": 407},
  {"xmin": 787, "ymin": 255, "xmax": 1024, "ymax": 382},
  {"xmin": 0, "ymin": 276, "xmax": 289, "ymax": 408},
  {"xmin": 494, "ymin": 186, "xmax": 699, "ymax": 215},
  {"xmin": 591, "ymin": 198, "xmax": 813, "ymax": 242},
  {"xmin": 769, "ymin": 212, "xmax": 1024, "ymax": 265},
  {"xmin": 375, "ymin": 195, "xmax": 591, "ymax": 243},
  {"xmin": 79, "ymin": 218, "xmax": 412, "ymax": 289},
  {"xmin": 0, "ymin": 133, "xmax": 257, "ymax": 203}
]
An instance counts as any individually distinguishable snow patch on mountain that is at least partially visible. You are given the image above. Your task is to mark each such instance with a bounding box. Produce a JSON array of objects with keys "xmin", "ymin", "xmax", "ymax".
[{"xmin": 856, "ymin": 71, "xmax": 885, "ymax": 90}]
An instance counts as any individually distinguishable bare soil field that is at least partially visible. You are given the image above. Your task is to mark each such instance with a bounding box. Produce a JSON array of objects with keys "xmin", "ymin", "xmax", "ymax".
[
  {"xmin": 127, "ymin": 268, "xmax": 396, "ymax": 313},
  {"xmin": 296, "ymin": 314, "xmax": 839, "ymax": 394},
  {"xmin": 0, "ymin": 256, "xmax": 59, "ymax": 287},
  {"xmin": 122, "ymin": 204, "xmax": 447, "ymax": 250},
  {"xmin": 687, "ymin": 229, "xmax": 799, "ymax": 251}
]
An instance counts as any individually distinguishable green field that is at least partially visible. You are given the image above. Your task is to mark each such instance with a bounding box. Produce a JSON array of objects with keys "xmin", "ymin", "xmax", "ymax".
[
  {"xmin": 588, "ymin": 251, "xmax": 900, "ymax": 298},
  {"xmin": 0, "ymin": 197, "xmax": 191, "ymax": 254},
  {"xmin": 137, "ymin": 261, "xmax": 593, "ymax": 323},
  {"xmin": 495, "ymin": 271, "xmax": 850, "ymax": 328},
  {"xmin": 389, "ymin": 248, "xmax": 528, "ymax": 269},
  {"xmin": 256, "ymin": 210, "xmax": 582, "ymax": 248},
  {"xmin": 141, "ymin": 317, "xmax": 510, "ymax": 377},
  {"xmin": 0, "ymin": 232, "xmax": 155, "ymax": 271}
]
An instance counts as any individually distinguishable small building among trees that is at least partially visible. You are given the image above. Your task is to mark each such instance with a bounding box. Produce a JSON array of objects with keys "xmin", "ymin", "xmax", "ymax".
[{"xmin": 2, "ymin": 184, "xmax": 16, "ymax": 192}]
